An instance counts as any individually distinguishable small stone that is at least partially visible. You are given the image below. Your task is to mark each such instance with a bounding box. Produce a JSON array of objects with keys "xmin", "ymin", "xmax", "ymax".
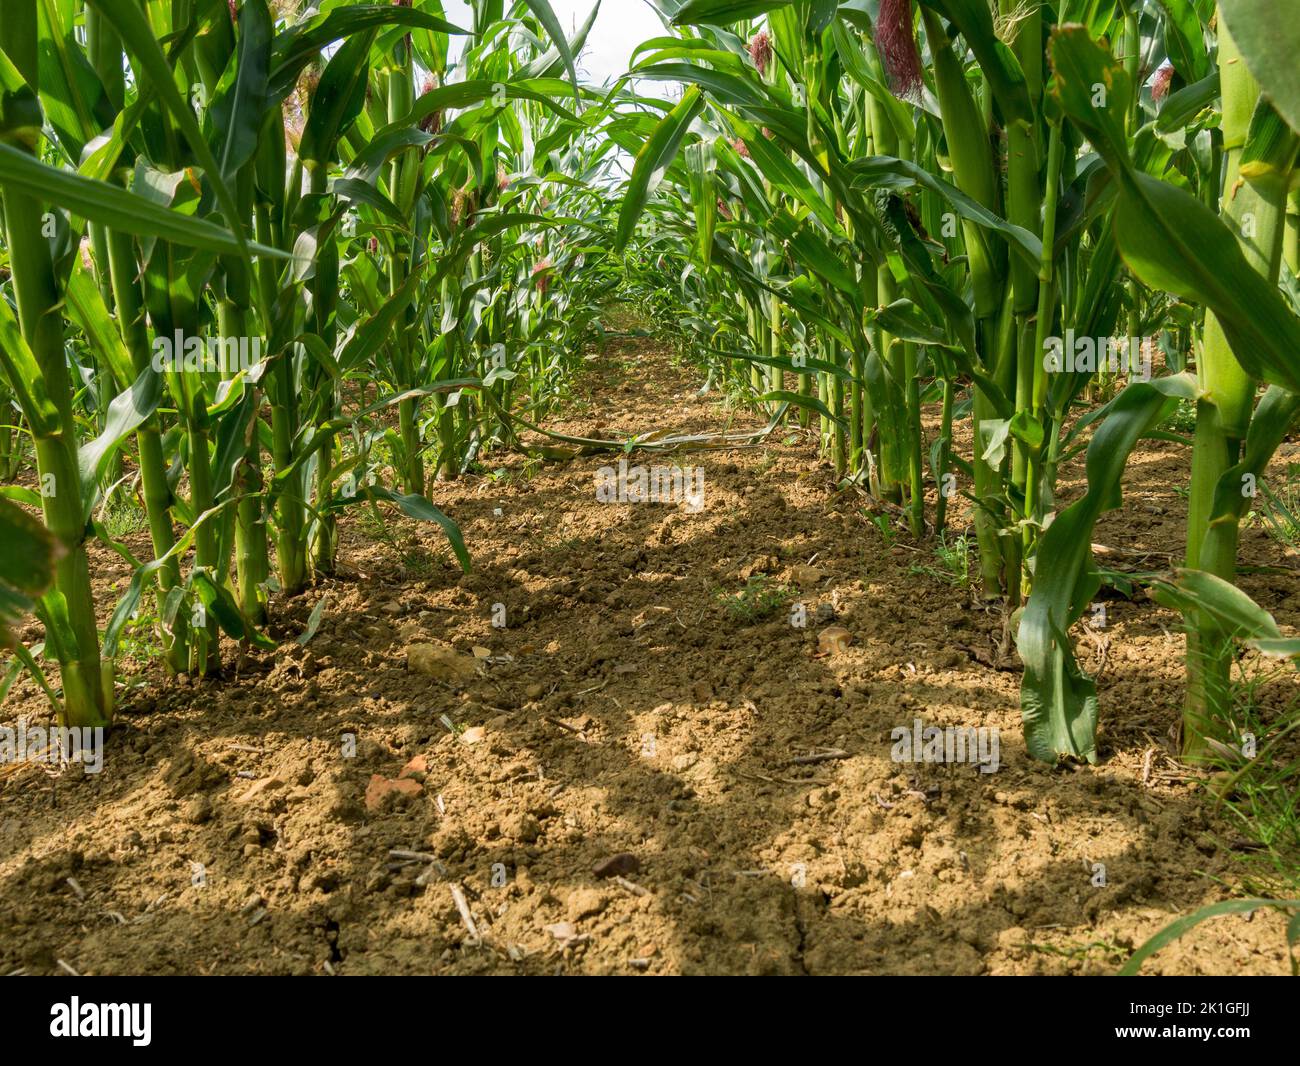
[
  {"xmin": 460, "ymin": 726, "xmax": 486, "ymax": 745},
  {"xmin": 398, "ymin": 621, "xmax": 426, "ymax": 642},
  {"xmin": 545, "ymin": 921, "xmax": 576, "ymax": 942},
  {"xmin": 407, "ymin": 642, "xmax": 478, "ymax": 684},
  {"xmin": 399, "ymin": 754, "xmax": 428, "ymax": 780},
  {"xmin": 503, "ymin": 812, "xmax": 540, "ymax": 843},
  {"xmin": 524, "ymin": 682, "xmax": 545, "ymax": 700},
  {"xmin": 996, "ymin": 926, "xmax": 1031, "ymax": 958},
  {"xmin": 182, "ymin": 795, "xmax": 212, "ymax": 825},
  {"xmin": 364, "ymin": 774, "xmax": 423, "ymax": 812},
  {"xmin": 566, "ymin": 887, "xmax": 606, "ymax": 921},
  {"xmin": 791, "ymin": 564, "xmax": 825, "ymax": 587},
  {"xmin": 738, "ymin": 554, "xmax": 778, "ymax": 580},
  {"xmin": 235, "ymin": 777, "xmax": 285, "ymax": 804},
  {"xmin": 593, "ymin": 853, "xmax": 640, "ymax": 879},
  {"xmin": 309, "ymin": 871, "xmax": 340, "ymax": 893},
  {"xmin": 817, "ymin": 626, "xmax": 852, "ymax": 656},
  {"xmin": 671, "ymin": 753, "xmax": 697, "ymax": 772}
]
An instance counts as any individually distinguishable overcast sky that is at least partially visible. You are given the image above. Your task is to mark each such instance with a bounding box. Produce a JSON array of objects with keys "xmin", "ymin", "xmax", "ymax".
[{"xmin": 440, "ymin": 0, "xmax": 670, "ymax": 84}]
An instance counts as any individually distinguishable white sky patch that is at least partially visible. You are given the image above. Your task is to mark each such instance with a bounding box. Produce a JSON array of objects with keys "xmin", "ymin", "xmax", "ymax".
[{"xmin": 441, "ymin": 0, "xmax": 669, "ymax": 84}]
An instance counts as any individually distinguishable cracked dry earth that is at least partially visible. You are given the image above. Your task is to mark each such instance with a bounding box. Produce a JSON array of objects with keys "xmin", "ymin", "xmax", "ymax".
[{"xmin": 2, "ymin": 333, "xmax": 1298, "ymax": 975}]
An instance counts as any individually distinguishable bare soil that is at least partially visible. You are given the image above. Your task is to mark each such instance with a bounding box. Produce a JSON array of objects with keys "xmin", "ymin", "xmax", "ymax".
[{"xmin": 2, "ymin": 335, "xmax": 1297, "ymax": 975}]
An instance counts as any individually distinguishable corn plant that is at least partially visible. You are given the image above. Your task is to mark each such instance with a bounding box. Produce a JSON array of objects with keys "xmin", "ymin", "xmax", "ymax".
[
  {"xmin": 5, "ymin": 0, "xmax": 1300, "ymax": 774},
  {"xmin": 0, "ymin": 0, "xmax": 618, "ymax": 725},
  {"xmin": 616, "ymin": 0, "xmax": 1300, "ymax": 765}
]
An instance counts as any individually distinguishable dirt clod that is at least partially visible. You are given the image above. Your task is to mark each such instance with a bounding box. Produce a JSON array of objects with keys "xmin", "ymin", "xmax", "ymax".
[{"xmin": 407, "ymin": 642, "xmax": 478, "ymax": 684}]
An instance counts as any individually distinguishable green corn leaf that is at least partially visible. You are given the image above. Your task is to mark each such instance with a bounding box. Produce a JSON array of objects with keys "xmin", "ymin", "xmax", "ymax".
[
  {"xmin": 0, "ymin": 292, "xmax": 61, "ymax": 435},
  {"xmin": 1153, "ymin": 0, "xmax": 1211, "ymax": 83},
  {"xmin": 522, "ymin": 2, "xmax": 600, "ymax": 80},
  {"xmin": 1251, "ymin": 638, "xmax": 1300, "ymax": 661},
  {"xmin": 209, "ymin": 389, "xmax": 260, "ymax": 503},
  {"xmin": 1220, "ymin": 0, "xmax": 1300, "ymax": 135},
  {"xmin": 210, "ymin": 0, "xmax": 272, "ymax": 183},
  {"xmin": 76, "ymin": 366, "xmax": 164, "ymax": 523},
  {"xmin": 616, "ymin": 86, "xmax": 703, "ymax": 253},
  {"xmin": 1050, "ymin": 27, "xmax": 1300, "ymax": 395},
  {"xmin": 853, "ymin": 155, "xmax": 1043, "ymax": 267},
  {"xmin": 631, "ymin": 63, "xmax": 766, "ymax": 109},
  {"xmin": 34, "ymin": 0, "xmax": 106, "ymax": 161},
  {"xmin": 920, "ymin": 0, "xmax": 1031, "ymax": 124},
  {"xmin": 979, "ymin": 418, "xmax": 1012, "ymax": 468},
  {"xmin": 760, "ymin": 390, "xmax": 845, "ymax": 427},
  {"xmin": 296, "ymin": 594, "xmax": 330, "ymax": 647},
  {"xmin": 768, "ymin": 211, "xmax": 858, "ymax": 297},
  {"xmin": 403, "ymin": 79, "xmax": 580, "ymax": 130},
  {"xmin": 728, "ymin": 115, "xmax": 838, "ymax": 231},
  {"xmin": 335, "ymin": 486, "xmax": 471, "ymax": 573},
  {"xmin": 0, "ymin": 146, "xmax": 284, "ymax": 259},
  {"xmin": 672, "ymin": 0, "xmax": 796, "ymax": 25},
  {"xmin": 519, "ymin": 0, "xmax": 580, "ymax": 98},
  {"xmin": 64, "ymin": 259, "xmax": 134, "ymax": 390},
  {"xmin": 1207, "ymin": 387, "xmax": 1300, "ymax": 539},
  {"xmin": 103, "ymin": 501, "xmax": 238, "ymax": 658},
  {"xmin": 872, "ymin": 300, "xmax": 949, "ymax": 347},
  {"xmin": 1151, "ymin": 568, "xmax": 1284, "ymax": 644},
  {"xmin": 685, "ymin": 140, "xmax": 717, "ymax": 268},
  {"xmin": 83, "ymin": 0, "xmax": 251, "ymax": 259},
  {"xmin": 716, "ymin": 347, "xmax": 857, "ymax": 383},
  {"xmin": 0, "ymin": 639, "xmax": 56, "ymax": 708},
  {"xmin": 1048, "ymin": 25, "xmax": 1133, "ymax": 165},
  {"xmin": 335, "ymin": 266, "xmax": 424, "ymax": 374},
  {"xmin": 331, "ymin": 176, "xmax": 406, "ymax": 226},
  {"xmin": 1018, "ymin": 374, "xmax": 1198, "ymax": 763},
  {"xmin": 1115, "ymin": 176, "xmax": 1300, "ymax": 395},
  {"xmin": 631, "ymin": 43, "xmax": 749, "ymax": 76},
  {"xmin": 0, "ymin": 46, "xmax": 44, "ymax": 149},
  {"xmin": 299, "ymin": 30, "xmax": 375, "ymax": 172},
  {"xmin": 35, "ymin": 587, "xmax": 78, "ymax": 671},
  {"xmin": 1155, "ymin": 71, "xmax": 1220, "ymax": 138},
  {"xmin": 191, "ymin": 569, "xmax": 276, "ymax": 651},
  {"xmin": 0, "ymin": 497, "xmax": 59, "ymax": 648},
  {"xmin": 344, "ymin": 126, "xmax": 436, "ymax": 184},
  {"xmin": 269, "ymin": 5, "xmax": 467, "ymax": 103}
]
